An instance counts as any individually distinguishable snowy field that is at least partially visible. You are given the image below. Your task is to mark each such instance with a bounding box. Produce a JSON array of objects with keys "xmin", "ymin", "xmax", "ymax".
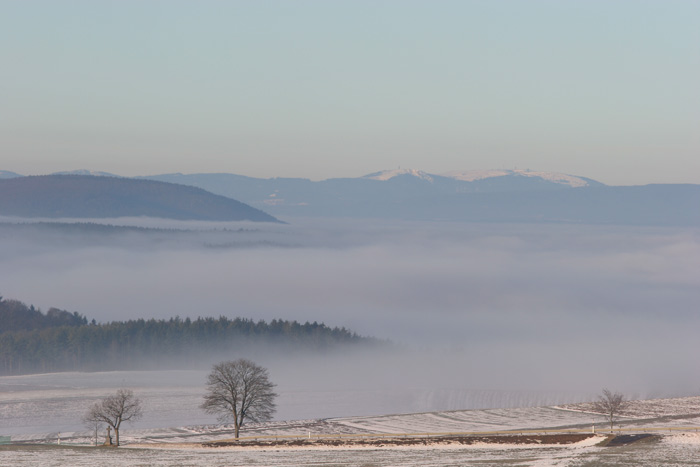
[
  {"xmin": 3, "ymin": 432, "xmax": 700, "ymax": 466},
  {"xmin": 0, "ymin": 369, "xmax": 597, "ymax": 439},
  {"xmin": 3, "ymin": 371, "xmax": 700, "ymax": 466}
]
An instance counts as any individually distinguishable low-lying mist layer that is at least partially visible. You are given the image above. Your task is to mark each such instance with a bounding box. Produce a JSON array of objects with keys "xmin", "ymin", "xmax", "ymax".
[{"xmin": 1, "ymin": 217, "xmax": 698, "ymax": 405}]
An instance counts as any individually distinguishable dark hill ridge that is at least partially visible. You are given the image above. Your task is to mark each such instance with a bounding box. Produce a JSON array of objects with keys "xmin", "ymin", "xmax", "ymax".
[
  {"xmin": 0, "ymin": 175, "xmax": 280, "ymax": 222},
  {"xmin": 0, "ymin": 297, "xmax": 374, "ymax": 375}
]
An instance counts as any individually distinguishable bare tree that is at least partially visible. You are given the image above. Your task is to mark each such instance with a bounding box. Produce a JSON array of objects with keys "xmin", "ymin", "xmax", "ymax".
[
  {"xmin": 200, "ymin": 359, "xmax": 277, "ymax": 439},
  {"xmin": 593, "ymin": 388, "xmax": 629, "ymax": 431},
  {"xmin": 86, "ymin": 418, "xmax": 103, "ymax": 447},
  {"xmin": 83, "ymin": 388, "xmax": 143, "ymax": 446}
]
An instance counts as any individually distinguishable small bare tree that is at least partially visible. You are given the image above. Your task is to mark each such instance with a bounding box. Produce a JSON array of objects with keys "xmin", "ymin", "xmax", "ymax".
[
  {"xmin": 593, "ymin": 388, "xmax": 629, "ymax": 431},
  {"xmin": 200, "ymin": 359, "xmax": 277, "ymax": 439},
  {"xmin": 83, "ymin": 388, "xmax": 143, "ymax": 446},
  {"xmin": 86, "ymin": 418, "xmax": 103, "ymax": 447}
]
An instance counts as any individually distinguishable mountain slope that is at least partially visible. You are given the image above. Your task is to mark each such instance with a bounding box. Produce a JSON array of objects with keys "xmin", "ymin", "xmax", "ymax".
[
  {"xmin": 0, "ymin": 175, "xmax": 280, "ymax": 222},
  {"xmin": 407, "ymin": 184, "xmax": 700, "ymax": 226},
  {"xmin": 141, "ymin": 170, "xmax": 700, "ymax": 226},
  {"xmin": 0, "ymin": 170, "xmax": 22, "ymax": 179},
  {"xmin": 4, "ymin": 170, "xmax": 694, "ymax": 226},
  {"xmin": 142, "ymin": 168, "xmax": 602, "ymax": 216},
  {"xmin": 440, "ymin": 169, "xmax": 602, "ymax": 188}
]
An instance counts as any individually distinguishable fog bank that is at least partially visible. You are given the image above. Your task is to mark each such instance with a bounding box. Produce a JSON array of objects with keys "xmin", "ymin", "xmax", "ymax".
[{"xmin": 1, "ymin": 218, "xmax": 698, "ymax": 401}]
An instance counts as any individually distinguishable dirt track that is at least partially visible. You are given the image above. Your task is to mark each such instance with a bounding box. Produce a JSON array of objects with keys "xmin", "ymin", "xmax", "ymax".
[{"xmin": 203, "ymin": 433, "xmax": 600, "ymax": 448}]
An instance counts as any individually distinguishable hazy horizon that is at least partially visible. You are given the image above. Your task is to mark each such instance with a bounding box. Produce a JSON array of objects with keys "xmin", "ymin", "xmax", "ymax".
[
  {"xmin": 2, "ymin": 1, "xmax": 699, "ymax": 185},
  {"xmin": 0, "ymin": 166, "xmax": 665, "ymax": 186}
]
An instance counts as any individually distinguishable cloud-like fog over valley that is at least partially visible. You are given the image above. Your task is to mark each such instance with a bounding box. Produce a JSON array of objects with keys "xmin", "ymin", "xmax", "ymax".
[{"xmin": 2, "ymin": 218, "xmax": 699, "ymax": 407}]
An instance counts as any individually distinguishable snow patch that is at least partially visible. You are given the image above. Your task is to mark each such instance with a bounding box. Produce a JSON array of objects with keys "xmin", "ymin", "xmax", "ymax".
[
  {"xmin": 363, "ymin": 169, "xmax": 434, "ymax": 182},
  {"xmin": 441, "ymin": 169, "xmax": 591, "ymax": 187},
  {"xmin": 51, "ymin": 170, "xmax": 118, "ymax": 177},
  {"xmin": 664, "ymin": 432, "xmax": 700, "ymax": 445}
]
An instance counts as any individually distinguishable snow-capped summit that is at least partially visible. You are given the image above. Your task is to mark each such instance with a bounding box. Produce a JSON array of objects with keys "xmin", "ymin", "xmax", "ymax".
[
  {"xmin": 441, "ymin": 169, "xmax": 596, "ymax": 188},
  {"xmin": 363, "ymin": 168, "xmax": 434, "ymax": 182}
]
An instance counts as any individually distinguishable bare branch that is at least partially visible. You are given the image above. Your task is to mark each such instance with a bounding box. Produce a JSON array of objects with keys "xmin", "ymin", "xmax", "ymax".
[
  {"xmin": 592, "ymin": 388, "xmax": 629, "ymax": 431},
  {"xmin": 200, "ymin": 359, "xmax": 277, "ymax": 439},
  {"xmin": 83, "ymin": 388, "xmax": 143, "ymax": 446}
]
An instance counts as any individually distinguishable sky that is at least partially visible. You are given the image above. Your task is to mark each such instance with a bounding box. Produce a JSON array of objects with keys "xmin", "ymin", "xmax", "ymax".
[{"xmin": 1, "ymin": 1, "xmax": 699, "ymax": 185}]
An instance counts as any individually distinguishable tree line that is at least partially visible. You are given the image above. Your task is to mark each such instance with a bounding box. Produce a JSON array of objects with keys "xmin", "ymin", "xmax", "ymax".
[
  {"xmin": 0, "ymin": 297, "xmax": 88, "ymax": 332},
  {"xmin": 0, "ymin": 297, "xmax": 372, "ymax": 375}
]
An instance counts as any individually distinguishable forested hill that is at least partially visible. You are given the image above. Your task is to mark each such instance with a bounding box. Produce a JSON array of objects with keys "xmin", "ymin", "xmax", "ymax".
[
  {"xmin": 0, "ymin": 298, "xmax": 374, "ymax": 376},
  {"xmin": 0, "ymin": 298, "xmax": 88, "ymax": 332},
  {"xmin": 0, "ymin": 175, "xmax": 280, "ymax": 222}
]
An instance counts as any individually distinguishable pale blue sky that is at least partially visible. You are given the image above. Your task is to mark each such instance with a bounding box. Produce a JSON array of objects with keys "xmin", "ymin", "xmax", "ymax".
[{"xmin": 1, "ymin": 1, "xmax": 698, "ymax": 184}]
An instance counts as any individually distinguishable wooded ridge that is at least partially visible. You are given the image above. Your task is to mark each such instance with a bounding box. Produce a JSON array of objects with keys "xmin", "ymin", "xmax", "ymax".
[{"xmin": 0, "ymin": 298, "xmax": 372, "ymax": 376}]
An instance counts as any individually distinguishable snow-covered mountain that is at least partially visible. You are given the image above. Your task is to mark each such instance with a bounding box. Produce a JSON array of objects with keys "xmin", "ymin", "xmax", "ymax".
[
  {"xmin": 362, "ymin": 168, "xmax": 599, "ymax": 188},
  {"xmin": 363, "ymin": 168, "xmax": 435, "ymax": 182},
  {"xmin": 140, "ymin": 169, "xmax": 699, "ymax": 226},
  {"xmin": 51, "ymin": 169, "xmax": 118, "ymax": 177},
  {"xmin": 441, "ymin": 169, "xmax": 598, "ymax": 188}
]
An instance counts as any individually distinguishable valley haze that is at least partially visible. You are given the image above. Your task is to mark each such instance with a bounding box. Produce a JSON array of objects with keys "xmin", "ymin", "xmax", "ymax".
[
  {"xmin": 0, "ymin": 167, "xmax": 698, "ymax": 442},
  {"xmin": 1, "ymin": 216, "xmax": 698, "ymax": 404}
]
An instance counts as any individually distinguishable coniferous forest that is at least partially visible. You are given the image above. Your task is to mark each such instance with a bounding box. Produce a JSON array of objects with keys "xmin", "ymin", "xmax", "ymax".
[{"xmin": 0, "ymin": 297, "xmax": 373, "ymax": 376}]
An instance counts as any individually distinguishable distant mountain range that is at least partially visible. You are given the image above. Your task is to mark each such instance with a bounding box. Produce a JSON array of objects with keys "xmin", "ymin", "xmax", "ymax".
[
  {"xmin": 0, "ymin": 175, "xmax": 279, "ymax": 222},
  {"xmin": 1, "ymin": 169, "xmax": 698, "ymax": 226},
  {"xmin": 140, "ymin": 169, "xmax": 698, "ymax": 226},
  {"xmin": 140, "ymin": 168, "xmax": 603, "ymax": 217}
]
